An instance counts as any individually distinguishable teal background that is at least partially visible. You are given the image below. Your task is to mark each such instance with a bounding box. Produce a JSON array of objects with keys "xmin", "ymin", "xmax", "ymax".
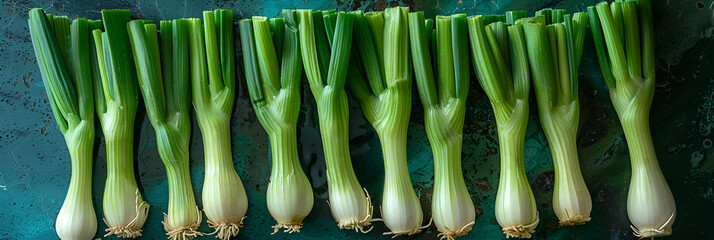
[{"xmin": 1, "ymin": 0, "xmax": 712, "ymax": 239}]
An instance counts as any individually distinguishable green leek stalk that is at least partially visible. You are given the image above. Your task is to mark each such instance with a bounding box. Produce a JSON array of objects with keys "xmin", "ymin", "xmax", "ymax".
[
  {"xmin": 129, "ymin": 19, "xmax": 203, "ymax": 240},
  {"xmin": 408, "ymin": 12, "xmax": 475, "ymax": 239},
  {"xmin": 187, "ymin": 10, "xmax": 249, "ymax": 239},
  {"xmin": 468, "ymin": 12, "xmax": 540, "ymax": 238},
  {"xmin": 347, "ymin": 7, "xmax": 429, "ymax": 236},
  {"xmin": 29, "ymin": 8, "xmax": 99, "ymax": 240},
  {"xmin": 588, "ymin": 0, "xmax": 676, "ymax": 237},
  {"xmin": 296, "ymin": 10, "xmax": 375, "ymax": 232},
  {"xmin": 239, "ymin": 10, "xmax": 314, "ymax": 234},
  {"xmin": 91, "ymin": 10, "xmax": 150, "ymax": 237},
  {"xmin": 522, "ymin": 11, "xmax": 592, "ymax": 226}
]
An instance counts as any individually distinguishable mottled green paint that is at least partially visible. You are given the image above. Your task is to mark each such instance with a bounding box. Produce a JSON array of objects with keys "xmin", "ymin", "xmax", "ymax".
[{"xmin": 1, "ymin": 0, "xmax": 712, "ymax": 239}]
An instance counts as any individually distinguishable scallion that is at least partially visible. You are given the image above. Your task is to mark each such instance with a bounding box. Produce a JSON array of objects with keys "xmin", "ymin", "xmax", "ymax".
[
  {"xmin": 408, "ymin": 12, "xmax": 476, "ymax": 239},
  {"xmin": 348, "ymin": 7, "xmax": 430, "ymax": 236},
  {"xmin": 239, "ymin": 10, "xmax": 315, "ymax": 234},
  {"xmin": 588, "ymin": 0, "xmax": 676, "ymax": 237},
  {"xmin": 29, "ymin": 8, "xmax": 100, "ymax": 240},
  {"xmin": 128, "ymin": 19, "xmax": 203, "ymax": 240},
  {"xmin": 296, "ymin": 10, "xmax": 375, "ymax": 232},
  {"xmin": 92, "ymin": 9, "xmax": 150, "ymax": 237},
  {"xmin": 521, "ymin": 10, "xmax": 592, "ymax": 226},
  {"xmin": 187, "ymin": 10, "xmax": 249, "ymax": 239},
  {"xmin": 468, "ymin": 12, "xmax": 540, "ymax": 238}
]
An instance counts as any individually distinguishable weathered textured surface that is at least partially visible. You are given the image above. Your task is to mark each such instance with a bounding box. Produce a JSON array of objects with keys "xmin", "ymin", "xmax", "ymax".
[{"xmin": 0, "ymin": 0, "xmax": 711, "ymax": 239}]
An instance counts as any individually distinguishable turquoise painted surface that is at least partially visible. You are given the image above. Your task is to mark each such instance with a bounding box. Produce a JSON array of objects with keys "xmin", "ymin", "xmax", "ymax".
[{"xmin": 0, "ymin": 0, "xmax": 712, "ymax": 239}]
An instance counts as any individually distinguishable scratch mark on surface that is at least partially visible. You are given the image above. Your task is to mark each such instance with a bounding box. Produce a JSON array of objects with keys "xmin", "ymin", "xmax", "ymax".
[
  {"xmin": 7, "ymin": 135, "xmax": 52, "ymax": 221},
  {"xmin": 183, "ymin": 0, "xmax": 187, "ymax": 18},
  {"xmin": 154, "ymin": 0, "xmax": 165, "ymax": 20},
  {"xmin": 136, "ymin": 0, "xmax": 145, "ymax": 18},
  {"xmin": 0, "ymin": 12, "xmax": 18, "ymax": 34},
  {"xmin": 491, "ymin": 0, "xmax": 500, "ymax": 10}
]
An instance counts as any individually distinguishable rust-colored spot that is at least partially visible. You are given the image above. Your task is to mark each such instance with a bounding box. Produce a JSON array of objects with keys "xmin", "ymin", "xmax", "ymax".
[{"xmin": 474, "ymin": 178, "xmax": 493, "ymax": 194}]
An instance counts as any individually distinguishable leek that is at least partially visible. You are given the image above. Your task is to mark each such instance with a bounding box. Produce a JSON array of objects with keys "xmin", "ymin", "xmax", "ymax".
[
  {"xmin": 468, "ymin": 12, "xmax": 540, "ymax": 238},
  {"xmin": 296, "ymin": 10, "xmax": 375, "ymax": 232},
  {"xmin": 92, "ymin": 9, "xmax": 150, "ymax": 237},
  {"xmin": 521, "ymin": 10, "xmax": 592, "ymax": 225},
  {"xmin": 347, "ymin": 7, "xmax": 429, "ymax": 236},
  {"xmin": 588, "ymin": 0, "xmax": 676, "ymax": 237},
  {"xmin": 239, "ymin": 10, "xmax": 315, "ymax": 234},
  {"xmin": 29, "ymin": 8, "xmax": 99, "ymax": 240},
  {"xmin": 187, "ymin": 10, "xmax": 249, "ymax": 239},
  {"xmin": 128, "ymin": 19, "xmax": 203, "ymax": 239},
  {"xmin": 408, "ymin": 12, "xmax": 476, "ymax": 239}
]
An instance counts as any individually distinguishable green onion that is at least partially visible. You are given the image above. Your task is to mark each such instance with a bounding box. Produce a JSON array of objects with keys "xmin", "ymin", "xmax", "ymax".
[
  {"xmin": 29, "ymin": 8, "xmax": 99, "ymax": 240},
  {"xmin": 521, "ymin": 11, "xmax": 592, "ymax": 226},
  {"xmin": 408, "ymin": 12, "xmax": 475, "ymax": 239},
  {"xmin": 186, "ymin": 10, "xmax": 249, "ymax": 239},
  {"xmin": 467, "ymin": 12, "xmax": 539, "ymax": 238},
  {"xmin": 588, "ymin": 0, "xmax": 675, "ymax": 237},
  {"xmin": 297, "ymin": 9, "xmax": 375, "ymax": 232},
  {"xmin": 347, "ymin": 7, "xmax": 430, "ymax": 236},
  {"xmin": 91, "ymin": 9, "xmax": 150, "ymax": 237},
  {"xmin": 128, "ymin": 19, "xmax": 203, "ymax": 240},
  {"xmin": 239, "ymin": 10, "xmax": 315, "ymax": 234}
]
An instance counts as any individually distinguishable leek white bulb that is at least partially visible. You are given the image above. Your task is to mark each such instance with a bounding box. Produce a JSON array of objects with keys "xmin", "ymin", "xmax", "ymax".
[
  {"xmin": 266, "ymin": 138, "xmax": 314, "ymax": 233},
  {"xmin": 493, "ymin": 102, "xmax": 540, "ymax": 238},
  {"xmin": 549, "ymin": 126, "xmax": 591, "ymax": 226},
  {"xmin": 56, "ymin": 126, "xmax": 98, "ymax": 240},
  {"xmin": 430, "ymin": 121, "xmax": 476, "ymax": 239},
  {"xmin": 329, "ymin": 184, "xmax": 373, "ymax": 231},
  {"xmin": 199, "ymin": 121, "xmax": 249, "ymax": 238},
  {"xmin": 624, "ymin": 116, "xmax": 676, "ymax": 238}
]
